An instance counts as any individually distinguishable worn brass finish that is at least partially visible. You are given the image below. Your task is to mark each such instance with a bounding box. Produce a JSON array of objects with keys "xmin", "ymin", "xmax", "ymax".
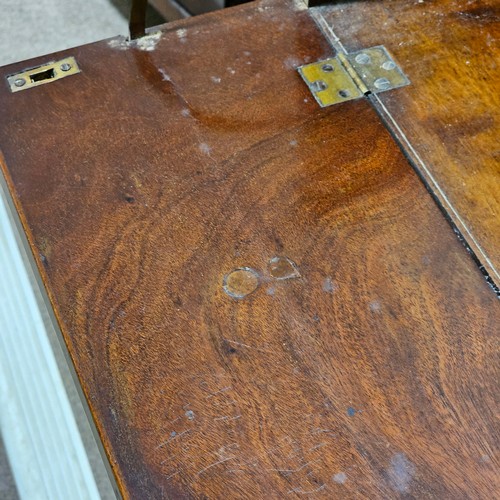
[
  {"xmin": 338, "ymin": 52, "xmax": 369, "ymax": 95},
  {"xmin": 7, "ymin": 57, "xmax": 80, "ymax": 93},
  {"xmin": 346, "ymin": 46, "xmax": 410, "ymax": 93},
  {"xmin": 297, "ymin": 56, "xmax": 362, "ymax": 107},
  {"xmin": 298, "ymin": 45, "xmax": 409, "ymax": 107}
]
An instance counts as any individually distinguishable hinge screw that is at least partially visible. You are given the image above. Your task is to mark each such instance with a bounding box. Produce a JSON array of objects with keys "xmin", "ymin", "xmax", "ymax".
[
  {"xmin": 322, "ymin": 63, "xmax": 334, "ymax": 72},
  {"xmin": 312, "ymin": 80, "xmax": 328, "ymax": 92},
  {"xmin": 14, "ymin": 78, "xmax": 26, "ymax": 87},
  {"xmin": 374, "ymin": 77, "xmax": 391, "ymax": 90},
  {"xmin": 355, "ymin": 53, "xmax": 371, "ymax": 65},
  {"xmin": 60, "ymin": 63, "xmax": 72, "ymax": 71}
]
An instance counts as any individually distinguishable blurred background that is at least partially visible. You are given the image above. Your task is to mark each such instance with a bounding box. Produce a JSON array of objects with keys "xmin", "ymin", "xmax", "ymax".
[
  {"xmin": 0, "ymin": 0, "xmax": 251, "ymax": 67},
  {"xmin": 0, "ymin": 0, "xmax": 164, "ymax": 68}
]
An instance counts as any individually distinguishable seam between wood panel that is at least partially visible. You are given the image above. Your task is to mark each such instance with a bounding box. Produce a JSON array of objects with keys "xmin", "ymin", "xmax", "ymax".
[
  {"xmin": 309, "ymin": 8, "xmax": 500, "ymax": 296},
  {"xmin": 367, "ymin": 93, "xmax": 500, "ymax": 296}
]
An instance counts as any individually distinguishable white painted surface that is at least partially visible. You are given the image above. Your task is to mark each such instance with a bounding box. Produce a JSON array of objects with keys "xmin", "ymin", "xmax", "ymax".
[{"xmin": 0, "ymin": 186, "xmax": 116, "ymax": 499}]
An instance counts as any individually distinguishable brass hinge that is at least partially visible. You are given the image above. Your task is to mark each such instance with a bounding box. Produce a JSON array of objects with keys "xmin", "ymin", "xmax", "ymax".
[{"xmin": 298, "ymin": 46, "xmax": 409, "ymax": 107}]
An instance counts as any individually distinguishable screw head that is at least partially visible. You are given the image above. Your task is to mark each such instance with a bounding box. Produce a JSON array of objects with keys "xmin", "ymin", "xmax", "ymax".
[
  {"xmin": 355, "ymin": 53, "xmax": 371, "ymax": 65},
  {"xmin": 374, "ymin": 77, "xmax": 391, "ymax": 90},
  {"xmin": 14, "ymin": 78, "xmax": 26, "ymax": 87},
  {"xmin": 60, "ymin": 63, "xmax": 72, "ymax": 71},
  {"xmin": 382, "ymin": 60, "xmax": 396, "ymax": 71},
  {"xmin": 312, "ymin": 80, "xmax": 328, "ymax": 92},
  {"xmin": 322, "ymin": 63, "xmax": 334, "ymax": 72}
]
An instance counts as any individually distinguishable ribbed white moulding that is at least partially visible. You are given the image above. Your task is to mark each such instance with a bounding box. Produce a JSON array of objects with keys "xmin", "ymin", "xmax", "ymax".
[{"xmin": 0, "ymin": 186, "xmax": 117, "ymax": 500}]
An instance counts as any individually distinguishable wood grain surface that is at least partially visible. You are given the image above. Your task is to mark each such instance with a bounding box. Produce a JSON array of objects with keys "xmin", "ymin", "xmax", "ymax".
[
  {"xmin": 315, "ymin": 0, "xmax": 500, "ymax": 285},
  {"xmin": 0, "ymin": 0, "xmax": 498, "ymax": 498}
]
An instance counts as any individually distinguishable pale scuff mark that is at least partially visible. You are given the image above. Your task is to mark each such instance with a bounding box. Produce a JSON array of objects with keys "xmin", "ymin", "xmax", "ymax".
[
  {"xmin": 134, "ymin": 31, "xmax": 162, "ymax": 51},
  {"xmin": 107, "ymin": 37, "xmax": 128, "ymax": 51},
  {"xmin": 388, "ymin": 453, "xmax": 415, "ymax": 493},
  {"xmin": 333, "ymin": 472, "xmax": 347, "ymax": 484},
  {"xmin": 199, "ymin": 143, "xmax": 212, "ymax": 155},
  {"xmin": 284, "ymin": 56, "xmax": 301, "ymax": 70},
  {"xmin": 323, "ymin": 277, "xmax": 336, "ymax": 293},
  {"xmin": 176, "ymin": 28, "xmax": 187, "ymax": 42},
  {"xmin": 158, "ymin": 68, "xmax": 171, "ymax": 81},
  {"xmin": 108, "ymin": 32, "xmax": 162, "ymax": 52}
]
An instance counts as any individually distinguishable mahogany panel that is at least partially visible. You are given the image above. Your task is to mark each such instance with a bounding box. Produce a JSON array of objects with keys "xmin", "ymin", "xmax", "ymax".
[
  {"xmin": 0, "ymin": 1, "xmax": 498, "ymax": 498},
  {"xmin": 316, "ymin": 0, "xmax": 500, "ymax": 284}
]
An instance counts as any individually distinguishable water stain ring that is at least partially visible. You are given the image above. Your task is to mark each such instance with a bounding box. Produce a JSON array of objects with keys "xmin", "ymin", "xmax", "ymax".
[
  {"xmin": 268, "ymin": 256, "xmax": 300, "ymax": 280},
  {"xmin": 223, "ymin": 267, "xmax": 260, "ymax": 299}
]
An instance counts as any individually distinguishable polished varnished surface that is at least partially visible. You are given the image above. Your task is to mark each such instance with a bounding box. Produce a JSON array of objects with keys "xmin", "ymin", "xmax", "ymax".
[
  {"xmin": 316, "ymin": 0, "xmax": 500, "ymax": 284},
  {"xmin": 0, "ymin": 0, "xmax": 499, "ymax": 498}
]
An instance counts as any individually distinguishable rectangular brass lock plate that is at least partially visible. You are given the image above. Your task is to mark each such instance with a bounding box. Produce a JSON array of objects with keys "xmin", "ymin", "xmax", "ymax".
[
  {"xmin": 298, "ymin": 46, "xmax": 409, "ymax": 107},
  {"xmin": 7, "ymin": 57, "xmax": 80, "ymax": 93}
]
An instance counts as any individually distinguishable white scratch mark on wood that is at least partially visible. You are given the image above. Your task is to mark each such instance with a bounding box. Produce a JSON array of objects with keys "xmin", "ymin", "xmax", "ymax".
[
  {"xmin": 205, "ymin": 386, "xmax": 232, "ymax": 399},
  {"xmin": 311, "ymin": 428, "xmax": 336, "ymax": 436},
  {"xmin": 195, "ymin": 457, "xmax": 235, "ymax": 477},
  {"xmin": 214, "ymin": 415, "xmax": 241, "ymax": 421},
  {"xmin": 309, "ymin": 442, "xmax": 327, "ymax": 451},
  {"xmin": 269, "ymin": 459, "xmax": 320, "ymax": 474},
  {"xmin": 156, "ymin": 429, "xmax": 190, "ymax": 449},
  {"xmin": 223, "ymin": 338, "xmax": 271, "ymax": 353},
  {"xmin": 158, "ymin": 68, "xmax": 171, "ymax": 81},
  {"xmin": 287, "ymin": 484, "xmax": 326, "ymax": 495}
]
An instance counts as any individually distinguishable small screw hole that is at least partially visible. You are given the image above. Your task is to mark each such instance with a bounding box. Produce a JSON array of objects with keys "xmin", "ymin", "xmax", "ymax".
[
  {"xmin": 338, "ymin": 89, "xmax": 350, "ymax": 98},
  {"xmin": 322, "ymin": 64, "xmax": 334, "ymax": 72},
  {"xmin": 313, "ymin": 80, "xmax": 328, "ymax": 92}
]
